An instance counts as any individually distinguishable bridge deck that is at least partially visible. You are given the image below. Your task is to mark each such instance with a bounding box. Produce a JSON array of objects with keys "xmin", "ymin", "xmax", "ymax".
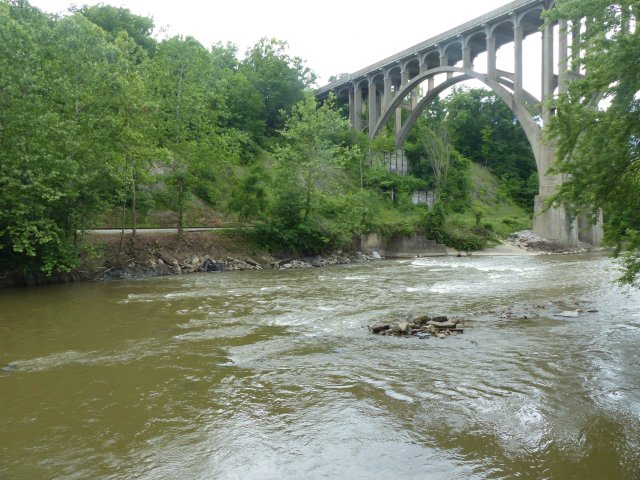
[{"xmin": 317, "ymin": 0, "xmax": 549, "ymax": 95}]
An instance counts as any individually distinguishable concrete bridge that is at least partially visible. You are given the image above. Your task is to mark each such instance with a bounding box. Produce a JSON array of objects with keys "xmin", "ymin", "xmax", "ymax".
[{"xmin": 317, "ymin": 0, "xmax": 602, "ymax": 246}]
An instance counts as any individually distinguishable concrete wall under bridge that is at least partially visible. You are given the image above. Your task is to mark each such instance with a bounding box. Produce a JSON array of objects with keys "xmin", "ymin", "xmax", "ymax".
[{"xmin": 360, "ymin": 233, "xmax": 448, "ymax": 258}]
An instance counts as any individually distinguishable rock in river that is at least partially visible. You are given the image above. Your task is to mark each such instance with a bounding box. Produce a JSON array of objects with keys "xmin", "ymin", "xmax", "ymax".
[{"xmin": 368, "ymin": 313, "xmax": 465, "ymax": 339}]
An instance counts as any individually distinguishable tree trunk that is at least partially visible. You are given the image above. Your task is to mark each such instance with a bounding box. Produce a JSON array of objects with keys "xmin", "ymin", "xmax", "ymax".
[
  {"xmin": 177, "ymin": 177, "xmax": 184, "ymax": 237},
  {"xmin": 131, "ymin": 165, "xmax": 137, "ymax": 240},
  {"xmin": 118, "ymin": 194, "xmax": 127, "ymax": 255}
]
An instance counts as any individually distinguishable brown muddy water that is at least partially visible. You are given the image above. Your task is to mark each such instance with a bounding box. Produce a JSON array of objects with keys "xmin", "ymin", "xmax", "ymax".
[{"xmin": 1, "ymin": 253, "xmax": 639, "ymax": 479}]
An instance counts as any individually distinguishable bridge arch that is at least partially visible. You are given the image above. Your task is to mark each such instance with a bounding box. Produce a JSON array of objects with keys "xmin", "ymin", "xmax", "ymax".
[
  {"xmin": 316, "ymin": 0, "xmax": 603, "ymax": 247},
  {"xmin": 371, "ymin": 66, "xmax": 543, "ymax": 175}
]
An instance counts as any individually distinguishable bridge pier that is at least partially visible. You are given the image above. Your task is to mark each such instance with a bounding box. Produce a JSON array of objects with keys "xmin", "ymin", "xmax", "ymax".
[
  {"xmin": 533, "ymin": 196, "xmax": 577, "ymax": 247},
  {"xmin": 533, "ymin": 146, "xmax": 603, "ymax": 247},
  {"xmin": 318, "ymin": 0, "xmax": 605, "ymax": 247},
  {"xmin": 533, "ymin": 195, "xmax": 604, "ymax": 247}
]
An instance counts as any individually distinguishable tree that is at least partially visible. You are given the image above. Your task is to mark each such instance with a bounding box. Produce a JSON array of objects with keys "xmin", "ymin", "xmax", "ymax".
[
  {"xmin": 107, "ymin": 32, "xmax": 159, "ymax": 245},
  {"xmin": 0, "ymin": 1, "xmax": 130, "ymax": 278},
  {"xmin": 77, "ymin": 4, "xmax": 156, "ymax": 54},
  {"xmin": 265, "ymin": 92, "xmax": 358, "ymax": 253},
  {"xmin": 228, "ymin": 165, "xmax": 269, "ymax": 224},
  {"xmin": 151, "ymin": 36, "xmax": 239, "ymax": 234},
  {"xmin": 545, "ymin": 0, "xmax": 640, "ymax": 285},
  {"xmin": 443, "ymin": 87, "xmax": 538, "ymax": 208},
  {"xmin": 273, "ymin": 92, "xmax": 350, "ymax": 221},
  {"xmin": 241, "ymin": 38, "xmax": 316, "ymax": 137},
  {"xmin": 419, "ymin": 124, "xmax": 451, "ymax": 201}
]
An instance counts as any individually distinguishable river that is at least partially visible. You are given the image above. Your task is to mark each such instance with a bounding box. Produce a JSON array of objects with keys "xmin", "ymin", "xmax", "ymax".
[{"xmin": 1, "ymin": 253, "xmax": 639, "ymax": 479}]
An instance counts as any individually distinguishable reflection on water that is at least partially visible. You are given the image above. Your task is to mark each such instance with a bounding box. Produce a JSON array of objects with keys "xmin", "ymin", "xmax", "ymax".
[{"xmin": 1, "ymin": 253, "xmax": 639, "ymax": 479}]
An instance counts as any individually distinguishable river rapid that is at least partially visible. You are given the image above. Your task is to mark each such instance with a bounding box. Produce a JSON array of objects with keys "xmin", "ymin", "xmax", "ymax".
[{"xmin": 1, "ymin": 253, "xmax": 639, "ymax": 479}]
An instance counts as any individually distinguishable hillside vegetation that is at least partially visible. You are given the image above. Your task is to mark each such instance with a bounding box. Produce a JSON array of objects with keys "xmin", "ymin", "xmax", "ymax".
[{"xmin": 1, "ymin": 0, "xmax": 537, "ymax": 283}]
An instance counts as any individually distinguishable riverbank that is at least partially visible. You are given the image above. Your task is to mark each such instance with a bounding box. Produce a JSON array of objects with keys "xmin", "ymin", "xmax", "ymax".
[
  {"xmin": 86, "ymin": 230, "xmax": 381, "ymax": 282},
  {"xmin": 446, "ymin": 230, "xmax": 594, "ymax": 257},
  {"xmin": 0, "ymin": 229, "xmax": 596, "ymax": 288}
]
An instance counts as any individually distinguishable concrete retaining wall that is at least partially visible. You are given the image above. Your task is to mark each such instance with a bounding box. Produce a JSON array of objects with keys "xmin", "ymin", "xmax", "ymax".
[{"xmin": 360, "ymin": 233, "xmax": 447, "ymax": 257}]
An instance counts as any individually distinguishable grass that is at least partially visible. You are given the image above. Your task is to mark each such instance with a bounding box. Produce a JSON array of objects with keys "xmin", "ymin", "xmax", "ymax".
[{"xmin": 464, "ymin": 163, "xmax": 532, "ymax": 238}]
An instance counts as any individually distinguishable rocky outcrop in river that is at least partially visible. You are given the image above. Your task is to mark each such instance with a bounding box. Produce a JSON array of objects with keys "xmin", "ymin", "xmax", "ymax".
[
  {"xmin": 369, "ymin": 314, "xmax": 465, "ymax": 339},
  {"xmin": 507, "ymin": 230, "xmax": 591, "ymax": 254}
]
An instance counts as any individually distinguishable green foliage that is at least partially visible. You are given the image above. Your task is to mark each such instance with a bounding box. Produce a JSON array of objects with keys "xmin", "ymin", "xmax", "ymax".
[
  {"xmin": 442, "ymin": 87, "xmax": 538, "ymax": 209},
  {"xmin": 422, "ymin": 201, "xmax": 446, "ymax": 240},
  {"xmin": 0, "ymin": 2, "xmax": 131, "ymax": 277},
  {"xmin": 150, "ymin": 35, "xmax": 240, "ymax": 231},
  {"xmin": 228, "ymin": 165, "xmax": 269, "ymax": 224},
  {"xmin": 77, "ymin": 4, "xmax": 156, "ymax": 53},
  {"xmin": 317, "ymin": 191, "xmax": 369, "ymax": 246},
  {"xmin": 441, "ymin": 151, "xmax": 472, "ymax": 213},
  {"xmin": 364, "ymin": 167, "xmax": 427, "ymax": 202},
  {"xmin": 0, "ymin": 1, "xmax": 247, "ymax": 278},
  {"xmin": 545, "ymin": 0, "xmax": 640, "ymax": 285},
  {"xmin": 370, "ymin": 133, "xmax": 396, "ymax": 154},
  {"xmin": 240, "ymin": 38, "xmax": 316, "ymax": 137},
  {"xmin": 419, "ymin": 202, "xmax": 487, "ymax": 251},
  {"xmin": 258, "ymin": 92, "xmax": 365, "ymax": 254},
  {"xmin": 442, "ymin": 224, "xmax": 487, "ymax": 251},
  {"xmin": 0, "ymin": 0, "xmax": 545, "ymax": 282}
]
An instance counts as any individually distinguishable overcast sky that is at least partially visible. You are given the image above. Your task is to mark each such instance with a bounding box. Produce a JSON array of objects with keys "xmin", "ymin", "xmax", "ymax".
[{"xmin": 30, "ymin": 0, "xmax": 516, "ymax": 86}]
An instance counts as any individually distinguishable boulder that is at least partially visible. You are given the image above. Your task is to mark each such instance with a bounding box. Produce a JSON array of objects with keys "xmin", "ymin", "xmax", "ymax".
[
  {"xmin": 245, "ymin": 257, "xmax": 260, "ymax": 267},
  {"xmin": 398, "ymin": 322, "xmax": 410, "ymax": 334},
  {"xmin": 199, "ymin": 258, "xmax": 224, "ymax": 272},
  {"xmin": 369, "ymin": 323, "xmax": 390, "ymax": 334},
  {"xmin": 171, "ymin": 259, "xmax": 182, "ymax": 274},
  {"xmin": 426, "ymin": 320, "xmax": 457, "ymax": 329}
]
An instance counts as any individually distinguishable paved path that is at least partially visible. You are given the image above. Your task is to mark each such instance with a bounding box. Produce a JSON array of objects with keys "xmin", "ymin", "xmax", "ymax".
[{"xmin": 86, "ymin": 227, "xmax": 235, "ymax": 235}]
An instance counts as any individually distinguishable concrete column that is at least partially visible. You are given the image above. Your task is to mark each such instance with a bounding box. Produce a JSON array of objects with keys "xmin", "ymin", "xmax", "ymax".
[
  {"xmin": 354, "ymin": 83, "xmax": 363, "ymax": 132},
  {"xmin": 462, "ymin": 46, "xmax": 472, "ymax": 69},
  {"xmin": 533, "ymin": 196, "xmax": 578, "ymax": 247},
  {"xmin": 440, "ymin": 53, "xmax": 452, "ymax": 79},
  {"xmin": 578, "ymin": 211, "xmax": 604, "ymax": 245},
  {"xmin": 486, "ymin": 34, "xmax": 497, "ymax": 79},
  {"xmin": 368, "ymin": 79, "xmax": 378, "ymax": 135},
  {"xmin": 428, "ymin": 76, "xmax": 435, "ymax": 92},
  {"xmin": 383, "ymin": 76, "xmax": 392, "ymax": 111},
  {"xmin": 571, "ymin": 19, "xmax": 581, "ymax": 75},
  {"xmin": 514, "ymin": 23, "xmax": 524, "ymax": 102},
  {"xmin": 533, "ymin": 144, "xmax": 578, "ymax": 247},
  {"xmin": 348, "ymin": 86, "xmax": 356, "ymax": 128},
  {"xmin": 401, "ymin": 67, "xmax": 417, "ymax": 110},
  {"xmin": 541, "ymin": 21, "xmax": 555, "ymax": 124},
  {"xmin": 558, "ymin": 19, "xmax": 569, "ymax": 94},
  {"xmin": 401, "ymin": 68, "xmax": 409, "ymax": 91},
  {"xmin": 398, "ymin": 68, "xmax": 410, "ymax": 136}
]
